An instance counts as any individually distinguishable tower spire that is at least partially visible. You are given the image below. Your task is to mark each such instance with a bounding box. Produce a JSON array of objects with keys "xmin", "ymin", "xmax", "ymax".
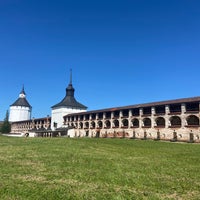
[
  {"xmin": 66, "ymin": 69, "xmax": 74, "ymax": 97},
  {"xmin": 70, "ymin": 68, "xmax": 72, "ymax": 85},
  {"xmin": 21, "ymin": 84, "xmax": 25, "ymax": 95},
  {"xmin": 19, "ymin": 84, "xmax": 26, "ymax": 98}
]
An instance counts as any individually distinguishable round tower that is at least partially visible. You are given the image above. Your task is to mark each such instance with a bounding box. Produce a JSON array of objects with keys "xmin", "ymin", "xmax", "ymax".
[{"xmin": 9, "ymin": 86, "xmax": 32, "ymax": 122}]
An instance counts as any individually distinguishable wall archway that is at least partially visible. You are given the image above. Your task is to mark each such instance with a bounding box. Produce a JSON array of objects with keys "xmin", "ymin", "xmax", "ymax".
[
  {"xmin": 122, "ymin": 119, "xmax": 129, "ymax": 127},
  {"xmin": 186, "ymin": 115, "xmax": 199, "ymax": 126},
  {"xmin": 131, "ymin": 118, "xmax": 139, "ymax": 127},
  {"xmin": 113, "ymin": 119, "xmax": 119, "ymax": 128},
  {"xmin": 98, "ymin": 121, "xmax": 103, "ymax": 128},
  {"xmin": 91, "ymin": 121, "xmax": 96, "ymax": 128},
  {"xmin": 105, "ymin": 120, "xmax": 111, "ymax": 128},
  {"xmin": 143, "ymin": 118, "xmax": 151, "ymax": 127},
  {"xmin": 170, "ymin": 116, "xmax": 181, "ymax": 126},
  {"xmin": 155, "ymin": 117, "xmax": 165, "ymax": 127},
  {"xmin": 85, "ymin": 122, "xmax": 89, "ymax": 129}
]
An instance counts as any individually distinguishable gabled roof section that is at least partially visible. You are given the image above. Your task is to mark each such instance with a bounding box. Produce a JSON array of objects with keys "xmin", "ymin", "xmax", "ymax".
[{"xmin": 52, "ymin": 70, "xmax": 87, "ymax": 110}]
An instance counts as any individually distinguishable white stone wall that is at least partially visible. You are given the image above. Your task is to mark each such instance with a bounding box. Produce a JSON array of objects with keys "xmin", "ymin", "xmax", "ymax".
[
  {"xmin": 65, "ymin": 102, "xmax": 200, "ymax": 142},
  {"xmin": 51, "ymin": 107, "xmax": 86, "ymax": 130},
  {"xmin": 9, "ymin": 106, "xmax": 31, "ymax": 122},
  {"xmin": 72, "ymin": 126, "xmax": 200, "ymax": 142}
]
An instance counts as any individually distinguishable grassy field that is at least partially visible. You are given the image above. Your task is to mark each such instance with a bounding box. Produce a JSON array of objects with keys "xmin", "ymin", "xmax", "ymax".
[{"xmin": 0, "ymin": 136, "xmax": 200, "ymax": 200}]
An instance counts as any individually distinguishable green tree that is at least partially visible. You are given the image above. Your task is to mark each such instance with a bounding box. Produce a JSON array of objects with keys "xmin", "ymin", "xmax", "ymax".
[{"xmin": 0, "ymin": 110, "xmax": 11, "ymax": 133}]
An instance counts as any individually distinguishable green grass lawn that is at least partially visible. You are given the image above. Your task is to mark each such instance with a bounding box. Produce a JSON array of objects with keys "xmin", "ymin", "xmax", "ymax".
[{"xmin": 0, "ymin": 136, "xmax": 200, "ymax": 200}]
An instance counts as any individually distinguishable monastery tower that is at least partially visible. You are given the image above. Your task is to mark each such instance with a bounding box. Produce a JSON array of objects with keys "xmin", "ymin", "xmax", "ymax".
[
  {"xmin": 9, "ymin": 86, "xmax": 32, "ymax": 122},
  {"xmin": 51, "ymin": 70, "xmax": 87, "ymax": 130}
]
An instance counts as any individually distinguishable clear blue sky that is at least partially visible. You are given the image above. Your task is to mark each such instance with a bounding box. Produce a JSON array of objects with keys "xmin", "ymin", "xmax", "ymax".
[{"xmin": 0, "ymin": 0, "xmax": 200, "ymax": 120}]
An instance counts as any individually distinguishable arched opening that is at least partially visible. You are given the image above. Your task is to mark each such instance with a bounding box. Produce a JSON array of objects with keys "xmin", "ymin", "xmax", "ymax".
[
  {"xmin": 70, "ymin": 123, "xmax": 74, "ymax": 128},
  {"xmin": 170, "ymin": 116, "xmax": 181, "ymax": 127},
  {"xmin": 122, "ymin": 119, "xmax": 129, "ymax": 127},
  {"xmin": 186, "ymin": 115, "xmax": 199, "ymax": 126},
  {"xmin": 79, "ymin": 122, "xmax": 83, "ymax": 129},
  {"xmin": 90, "ymin": 121, "xmax": 96, "ymax": 129},
  {"xmin": 155, "ymin": 117, "xmax": 165, "ymax": 127},
  {"xmin": 98, "ymin": 121, "xmax": 103, "ymax": 129},
  {"xmin": 105, "ymin": 120, "xmax": 111, "ymax": 128},
  {"xmin": 113, "ymin": 119, "xmax": 119, "ymax": 128},
  {"xmin": 85, "ymin": 122, "xmax": 89, "ymax": 129},
  {"xmin": 131, "ymin": 118, "xmax": 139, "ymax": 128},
  {"xmin": 143, "ymin": 118, "xmax": 151, "ymax": 127}
]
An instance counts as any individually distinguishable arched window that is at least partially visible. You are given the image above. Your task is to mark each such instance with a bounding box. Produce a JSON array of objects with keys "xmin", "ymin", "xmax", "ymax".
[
  {"xmin": 143, "ymin": 118, "xmax": 151, "ymax": 127},
  {"xmin": 85, "ymin": 122, "xmax": 89, "ymax": 129},
  {"xmin": 131, "ymin": 118, "xmax": 139, "ymax": 127},
  {"xmin": 79, "ymin": 122, "xmax": 83, "ymax": 129},
  {"xmin": 91, "ymin": 121, "xmax": 96, "ymax": 128},
  {"xmin": 98, "ymin": 121, "xmax": 103, "ymax": 128},
  {"xmin": 113, "ymin": 119, "xmax": 119, "ymax": 128},
  {"xmin": 170, "ymin": 116, "xmax": 181, "ymax": 126},
  {"xmin": 155, "ymin": 117, "xmax": 165, "ymax": 127},
  {"xmin": 122, "ymin": 119, "xmax": 129, "ymax": 127},
  {"xmin": 105, "ymin": 120, "xmax": 111, "ymax": 128},
  {"xmin": 187, "ymin": 115, "xmax": 199, "ymax": 126}
]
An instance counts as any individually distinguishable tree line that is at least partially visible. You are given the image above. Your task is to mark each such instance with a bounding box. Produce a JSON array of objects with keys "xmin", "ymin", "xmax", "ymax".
[{"xmin": 0, "ymin": 110, "xmax": 11, "ymax": 133}]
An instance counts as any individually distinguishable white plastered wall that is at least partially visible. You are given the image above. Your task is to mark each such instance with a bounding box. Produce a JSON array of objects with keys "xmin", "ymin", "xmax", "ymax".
[
  {"xmin": 51, "ymin": 107, "xmax": 86, "ymax": 130},
  {"xmin": 9, "ymin": 106, "xmax": 31, "ymax": 122}
]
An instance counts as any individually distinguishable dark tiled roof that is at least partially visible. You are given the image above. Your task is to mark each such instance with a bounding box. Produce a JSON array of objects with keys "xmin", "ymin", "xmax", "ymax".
[
  {"xmin": 52, "ymin": 83, "xmax": 87, "ymax": 110},
  {"xmin": 11, "ymin": 116, "xmax": 51, "ymax": 124},
  {"xmin": 52, "ymin": 95, "xmax": 87, "ymax": 109},
  {"xmin": 65, "ymin": 96, "xmax": 200, "ymax": 117},
  {"xmin": 11, "ymin": 86, "xmax": 31, "ymax": 108},
  {"xmin": 11, "ymin": 97, "xmax": 32, "ymax": 108}
]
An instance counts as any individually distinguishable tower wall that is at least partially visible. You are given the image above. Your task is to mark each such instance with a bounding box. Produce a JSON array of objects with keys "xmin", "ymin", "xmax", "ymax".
[
  {"xmin": 9, "ymin": 106, "xmax": 31, "ymax": 122},
  {"xmin": 51, "ymin": 107, "xmax": 86, "ymax": 130}
]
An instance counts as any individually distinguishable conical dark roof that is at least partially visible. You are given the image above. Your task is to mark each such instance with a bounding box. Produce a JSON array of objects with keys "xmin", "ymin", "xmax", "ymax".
[
  {"xmin": 11, "ymin": 86, "xmax": 32, "ymax": 108},
  {"xmin": 52, "ymin": 71, "xmax": 87, "ymax": 110},
  {"xmin": 11, "ymin": 98, "xmax": 31, "ymax": 107}
]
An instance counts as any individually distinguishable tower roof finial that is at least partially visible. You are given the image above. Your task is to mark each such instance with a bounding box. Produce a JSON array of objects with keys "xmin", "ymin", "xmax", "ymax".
[
  {"xmin": 21, "ymin": 84, "xmax": 26, "ymax": 95},
  {"xmin": 70, "ymin": 68, "xmax": 72, "ymax": 85},
  {"xmin": 52, "ymin": 68, "xmax": 87, "ymax": 110}
]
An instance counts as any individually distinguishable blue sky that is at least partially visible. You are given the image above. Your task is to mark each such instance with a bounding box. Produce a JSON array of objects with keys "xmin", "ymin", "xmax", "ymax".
[{"xmin": 0, "ymin": 0, "xmax": 200, "ymax": 120}]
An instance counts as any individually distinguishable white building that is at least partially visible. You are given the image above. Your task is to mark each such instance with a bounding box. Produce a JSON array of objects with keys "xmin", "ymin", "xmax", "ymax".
[
  {"xmin": 51, "ymin": 70, "xmax": 87, "ymax": 130},
  {"xmin": 9, "ymin": 86, "xmax": 32, "ymax": 122}
]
